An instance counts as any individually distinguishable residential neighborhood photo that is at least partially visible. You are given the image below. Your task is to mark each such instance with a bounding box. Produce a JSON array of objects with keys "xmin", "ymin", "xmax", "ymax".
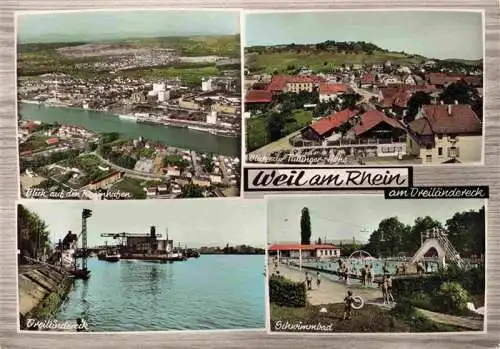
[
  {"xmin": 17, "ymin": 10, "xmax": 242, "ymax": 199},
  {"xmin": 244, "ymin": 11, "xmax": 483, "ymax": 165}
]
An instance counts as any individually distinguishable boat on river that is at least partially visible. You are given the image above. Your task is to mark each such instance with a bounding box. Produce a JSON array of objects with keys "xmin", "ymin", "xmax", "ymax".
[
  {"xmin": 105, "ymin": 252, "xmax": 121, "ymax": 262},
  {"xmin": 118, "ymin": 114, "xmax": 138, "ymax": 122}
]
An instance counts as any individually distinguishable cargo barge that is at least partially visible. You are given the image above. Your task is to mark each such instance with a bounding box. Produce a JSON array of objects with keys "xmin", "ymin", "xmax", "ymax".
[{"xmin": 96, "ymin": 226, "xmax": 198, "ymax": 262}]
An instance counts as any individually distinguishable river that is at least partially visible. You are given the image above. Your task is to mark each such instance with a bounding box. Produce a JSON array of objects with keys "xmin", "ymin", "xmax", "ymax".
[
  {"xmin": 19, "ymin": 103, "xmax": 240, "ymax": 157},
  {"xmin": 56, "ymin": 255, "xmax": 265, "ymax": 331}
]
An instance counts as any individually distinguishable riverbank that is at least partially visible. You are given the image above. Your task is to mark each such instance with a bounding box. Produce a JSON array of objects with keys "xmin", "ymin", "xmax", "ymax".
[
  {"xmin": 19, "ymin": 103, "xmax": 239, "ymax": 156},
  {"xmin": 21, "ymin": 102, "xmax": 239, "ymax": 138},
  {"xmin": 18, "ymin": 263, "xmax": 74, "ymax": 329}
]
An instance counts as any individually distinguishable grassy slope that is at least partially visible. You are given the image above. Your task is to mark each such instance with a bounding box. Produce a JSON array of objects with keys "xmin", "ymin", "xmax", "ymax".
[
  {"xmin": 17, "ymin": 35, "xmax": 240, "ymax": 77},
  {"xmin": 246, "ymin": 50, "xmax": 426, "ymax": 73},
  {"xmin": 246, "ymin": 110, "xmax": 312, "ymax": 152},
  {"xmin": 120, "ymin": 35, "xmax": 240, "ymax": 57},
  {"xmin": 270, "ymin": 303, "xmax": 464, "ymax": 333}
]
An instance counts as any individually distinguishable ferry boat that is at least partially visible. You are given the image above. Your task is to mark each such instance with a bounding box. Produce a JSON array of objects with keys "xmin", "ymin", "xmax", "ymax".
[
  {"xmin": 187, "ymin": 126, "xmax": 208, "ymax": 132},
  {"xmin": 105, "ymin": 252, "xmax": 121, "ymax": 262},
  {"xmin": 118, "ymin": 114, "xmax": 138, "ymax": 122}
]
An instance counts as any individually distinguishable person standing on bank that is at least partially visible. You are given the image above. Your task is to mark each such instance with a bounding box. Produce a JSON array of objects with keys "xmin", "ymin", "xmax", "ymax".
[
  {"xmin": 316, "ymin": 271, "xmax": 321, "ymax": 288},
  {"xmin": 305, "ymin": 272, "xmax": 312, "ymax": 290}
]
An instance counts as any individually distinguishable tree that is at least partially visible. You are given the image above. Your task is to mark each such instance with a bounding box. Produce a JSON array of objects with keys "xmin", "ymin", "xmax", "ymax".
[
  {"xmin": 440, "ymin": 81, "xmax": 472, "ymax": 105},
  {"xmin": 300, "ymin": 207, "xmax": 311, "ymax": 245},
  {"xmin": 405, "ymin": 91, "xmax": 431, "ymax": 123},
  {"xmin": 267, "ymin": 112, "xmax": 287, "ymax": 142},
  {"xmin": 179, "ymin": 183, "xmax": 205, "ymax": 198},
  {"xmin": 17, "ymin": 204, "xmax": 51, "ymax": 261},
  {"xmin": 446, "ymin": 206, "xmax": 485, "ymax": 257},
  {"xmin": 341, "ymin": 93, "xmax": 361, "ymax": 109},
  {"xmin": 367, "ymin": 217, "xmax": 410, "ymax": 257},
  {"xmin": 402, "ymin": 216, "xmax": 442, "ymax": 254}
]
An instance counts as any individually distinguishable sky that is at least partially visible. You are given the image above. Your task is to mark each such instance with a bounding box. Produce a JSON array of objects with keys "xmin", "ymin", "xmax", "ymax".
[
  {"xmin": 20, "ymin": 199, "xmax": 266, "ymax": 248},
  {"xmin": 245, "ymin": 11, "xmax": 483, "ymax": 60},
  {"xmin": 267, "ymin": 195, "xmax": 485, "ymax": 244},
  {"xmin": 17, "ymin": 10, "xmax": 240, "ymax": 43}
]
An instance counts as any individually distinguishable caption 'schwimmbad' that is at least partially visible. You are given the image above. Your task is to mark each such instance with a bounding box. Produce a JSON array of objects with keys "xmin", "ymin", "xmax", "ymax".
[
  {"xmin": 18, "ymin": 199, "xmax": 266, "ymax": 332},
  {"xmin": 267, "ymin": 195, "xmax": 485, "ymax": 333}
]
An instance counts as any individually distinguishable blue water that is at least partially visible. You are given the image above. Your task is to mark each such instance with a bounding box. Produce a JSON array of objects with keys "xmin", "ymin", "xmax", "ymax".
[
  {"xmin": 56, "ymin": 255, "xmax": 265, "ymax": 331},
  {"xmin": 295, "ymin": 258, "xmax": 439, "ymax": 276},
  {"xmin": 19, "ymin": 103, "xmax": 240, "ymax": 156}
]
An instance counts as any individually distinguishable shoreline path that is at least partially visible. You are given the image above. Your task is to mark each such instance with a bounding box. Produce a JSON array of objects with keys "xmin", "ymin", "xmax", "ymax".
[
  {"xmin": 272, "ymin": 263, "xmax": 484, "ymax": 330},
  {"xmin": 274, "ymin": 263, "xmax": 383, "ymax": 305}
]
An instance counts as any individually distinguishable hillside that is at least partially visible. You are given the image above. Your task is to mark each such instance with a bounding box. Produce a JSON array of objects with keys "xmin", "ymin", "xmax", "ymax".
[
  {"xmin": 245, "ymin": 40, "xmax": 479, "ymax": 74},
  {"xmin": 17, "ymin": 34, "xmax": 240, "ymax": 78},
  {"xmin": 19, "ymin": 34, "xmax": 240, "ymax": 58}
]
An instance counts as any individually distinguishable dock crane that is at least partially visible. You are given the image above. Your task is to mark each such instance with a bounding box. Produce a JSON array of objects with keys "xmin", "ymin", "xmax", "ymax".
[
  {"xmin": 71, "ymin": 208, "xmax": 92, "ymax": 279},
  {"xmin": 100, "ymin": 226, "xmax": 163, "ymax": 253}
]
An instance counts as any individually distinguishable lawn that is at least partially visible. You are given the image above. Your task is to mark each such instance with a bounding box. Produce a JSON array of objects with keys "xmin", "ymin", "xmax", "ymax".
[
  {"xmin": 120, "ymin": 35, "xmax": 240, "ymax": 58},
  {"xmin": 120, "ymin": 64, "xmax": 222, "ymax": 85},
  {"xmin": 19, "ymin": 135, "xmax": 51, "ymax": 152},
  {"xmin": 110, "ymin": 177, "xmax": 147, "ymax": 199},
  {"xmin": 284, "ymin": 110, "xmax": 313, "ymax": 134},
  {"xmin": 270, "ymin": 303, "xmax": 463, "ymax": 333},
  {"xmin": 246, "ymin": 51, "xmax": 425, "ymax": 74},
  {"xmin": 246, "ymin": 109, "xmax": 312, "ymax": 153}
]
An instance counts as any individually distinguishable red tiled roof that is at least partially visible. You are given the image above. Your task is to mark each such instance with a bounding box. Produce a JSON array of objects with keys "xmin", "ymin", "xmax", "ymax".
[
  {"xmin": 409, "ymin": 104, "xmax": 482, "ymax": 136},
  {"xmin": 245, "ymin": 89, "xmax": 273, "ymax": 103},
  {"xmin": 46, "ymin": 137, "xmax": 59, "ymax": 144},
  {"xmin": 380, "ymin": 85, "xmax": 439, "ymax": 109},
  {"xmin": 268, "ymin": 243, "xmax": 338, "ymax": 251},
  {"xmin": 287, "ymin": 76, "xmax": 314, "ymax": 83},
  {"xmin": 310, "ymin": 109, "xmax": 357, "ymax": 136},
  {"xmin": 427, "ymin": 73, "xmax": 462, "ymax": 86},
  {"xmin": 354, "ymin": 109, "xmax": 404, "ymax": 137},
  {"xmin": 361, "ymin": 74, "xmax": 375, "ymax": 84},
  {"xmin": 319, "ymin": 83, "xmax": 348, "ymax": 95},
  {"xmin": 266, "ymin": 75, "xmax": 288, "ymax": 92},
  {"xmin": 462, "ymin": 75, "xmax": 482, "ymax": 87},
  {"xmin": 90, "ymin": 171, "xmax": 121, "ymax": 185},
  {"xmin": 266, "ymin": 75, "xmax": 315, "ymax": 93}
]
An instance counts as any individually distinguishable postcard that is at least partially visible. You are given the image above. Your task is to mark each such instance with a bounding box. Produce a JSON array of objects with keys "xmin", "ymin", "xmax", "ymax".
[
  {"xmin": 16, "ymin": 9, "xmax": 242, "ymax": 200},
  {"xmin": 17, "ymin": 199, "xmax": 266, "ymax": 332},
  {"xmin": 243, "ymin": 11, "xmax": 484, "ymax": 166},
  {"xmin": 266, "ymin": 194, "xmax": 485, "ymax": 333}
]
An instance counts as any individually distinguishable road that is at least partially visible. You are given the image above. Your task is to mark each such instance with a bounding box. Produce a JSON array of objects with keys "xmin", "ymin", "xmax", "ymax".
[
  {"xmin": 273, "ymin": 263, "xmax": 383, "ymax": 305},
  {"xmin": 218, "ymin": 155, "xmax": 231, "ymax": 185},
  {"xmin": 350, "ymin": 83, "xmax": 379, "ymax": 107},
  {"xmin": 92, "ymin": 152, "xmax": 166, "ymax": 181}
]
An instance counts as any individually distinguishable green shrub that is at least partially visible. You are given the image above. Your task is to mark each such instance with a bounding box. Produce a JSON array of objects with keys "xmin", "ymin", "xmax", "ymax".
[
  {"xmin": 269, "ymin": 274, "xmax": 306, "ymax": 307},
  {"xmin": 392, "ymin": 266, "xmax": 485, "ymax": 298},
  {"xmin": 407, "ymin": 291, "xmax": 433, "ymax": 311},
  {"xmin": 432, "ymin": 282, "xmax": 470, "ymax": 315}
]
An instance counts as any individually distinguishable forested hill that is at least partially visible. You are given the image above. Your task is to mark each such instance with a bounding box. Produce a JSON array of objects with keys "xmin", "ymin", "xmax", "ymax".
[{"xmin": 246, "ymin": 40, "xmax": 425, "ymax": 58}]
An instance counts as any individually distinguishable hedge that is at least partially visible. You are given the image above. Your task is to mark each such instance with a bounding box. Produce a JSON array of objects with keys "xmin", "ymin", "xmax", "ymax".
[
  {"xmin": 269, "ymin": 274, "xmax": 307, "ymax": 307},
  {"xmin": 392, "ymin": 266, "xmax": 484, "ymax": 298}
]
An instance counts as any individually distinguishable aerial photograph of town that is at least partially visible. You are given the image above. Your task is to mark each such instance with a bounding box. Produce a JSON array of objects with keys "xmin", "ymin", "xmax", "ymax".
[
  {"xmin": 266, "ymin": 195, "xmax": 485, "ymax": 333},
  {"xmin": 244, "ymin": 11, "xmax": 484, "ymax": 166},
  {"xmin": 18, "ymin": 199, "xmax": 266, "ymax": 332},
  {"xmin": 17, "ymin": 10, "xmax": 242, "ymax": 199}
]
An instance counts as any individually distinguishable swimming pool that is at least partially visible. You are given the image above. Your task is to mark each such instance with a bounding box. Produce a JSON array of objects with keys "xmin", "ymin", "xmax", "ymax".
[{"xmin": 282, "ymin": 258, "xmax": 439, "ymax": 276}]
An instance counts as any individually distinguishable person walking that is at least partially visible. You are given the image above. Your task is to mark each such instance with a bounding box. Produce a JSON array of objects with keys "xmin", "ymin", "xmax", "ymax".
[
  {"xmin": 366, "ymin": 264, "xmax": 372, "ymax": 287},
  {"xmin": 343, "ymin": 290, "xmax": 355, "ymax": 320},
  {"xmin": 316, "ymin": 271, "xmax": 321, "ymax": 288},
  {"xmin": 361, "ymin": 265, "xmax": 366, "ymax": 287},
  {"xmin": 381, "ymin": 275, "xmax": 388, "ymax": 304},
  {"xmin": 305, "ymin": 272, "xmax": 312, "ymax": 290},
  {"xmin": 386, "ymin": 275, "xmax": 395, "ymax": 303}
]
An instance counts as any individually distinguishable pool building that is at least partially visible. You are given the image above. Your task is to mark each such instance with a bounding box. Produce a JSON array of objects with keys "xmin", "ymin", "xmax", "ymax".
[{"xmin": 268, "ymin": 243, "xmax": 341, "ymax": 260}]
